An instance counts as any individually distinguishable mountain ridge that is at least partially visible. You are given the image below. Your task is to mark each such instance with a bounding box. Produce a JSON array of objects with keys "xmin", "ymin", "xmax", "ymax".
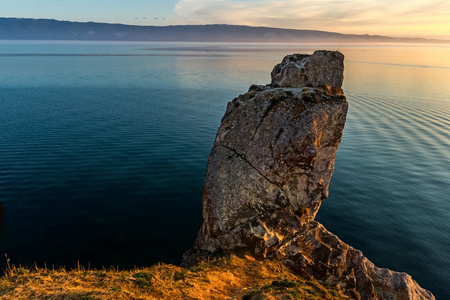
[{"xmin": 1, "ymin": 17, "xmax": 449, "ymax": 44}]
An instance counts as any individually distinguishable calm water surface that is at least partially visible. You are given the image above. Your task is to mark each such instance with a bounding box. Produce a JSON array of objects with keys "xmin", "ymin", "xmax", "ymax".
[{"xmin": 0, "ymin": 41, "xmax": 449, "ymax": 298}]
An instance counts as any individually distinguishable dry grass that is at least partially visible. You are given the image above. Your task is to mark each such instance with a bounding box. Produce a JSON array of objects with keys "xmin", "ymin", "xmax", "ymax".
[{"xmin": 0, "ymin": 255, "xmax": 350, "ymax": 299}]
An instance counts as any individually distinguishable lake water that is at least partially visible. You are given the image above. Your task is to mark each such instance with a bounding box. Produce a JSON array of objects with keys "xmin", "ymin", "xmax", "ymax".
[{"xmin": 0, "ymin": 41, "xmax": 449, "ymax": 299}]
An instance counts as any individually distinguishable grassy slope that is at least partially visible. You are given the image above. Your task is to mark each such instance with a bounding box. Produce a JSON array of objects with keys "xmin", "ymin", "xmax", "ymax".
[{"xmin": 0, "ymin": 255, "xmax": 350, "ymax": 300}]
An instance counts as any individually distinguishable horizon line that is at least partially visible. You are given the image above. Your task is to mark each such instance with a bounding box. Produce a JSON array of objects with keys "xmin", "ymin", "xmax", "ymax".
[{"xmin": 1, "ymin": 17, "xmax": 449, "ymax": 43}]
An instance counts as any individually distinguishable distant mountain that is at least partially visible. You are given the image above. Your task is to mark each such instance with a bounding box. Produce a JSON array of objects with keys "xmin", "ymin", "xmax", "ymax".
[{"xmin": 0, "ymin": 18, "xmax": 448, "ymax": 44}]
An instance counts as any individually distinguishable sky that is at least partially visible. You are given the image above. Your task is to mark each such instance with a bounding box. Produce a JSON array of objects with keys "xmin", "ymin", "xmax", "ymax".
[{"xmin": 1, "ymin": 0, "xmax": 450, "ymax": 39}]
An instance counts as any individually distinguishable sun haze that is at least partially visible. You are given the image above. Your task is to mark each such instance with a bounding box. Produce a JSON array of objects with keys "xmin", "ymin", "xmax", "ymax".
[{"xmin": 1, "ymin": 0, "xmax": 449, "ymax": 39}]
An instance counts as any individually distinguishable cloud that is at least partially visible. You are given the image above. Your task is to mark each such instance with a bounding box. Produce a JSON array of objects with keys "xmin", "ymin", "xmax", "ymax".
[{"xmin": 173, "ymin": 0, "xmax": 450, "ymax": 36}]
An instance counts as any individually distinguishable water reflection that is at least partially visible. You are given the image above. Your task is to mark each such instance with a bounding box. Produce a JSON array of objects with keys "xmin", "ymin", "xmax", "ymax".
[{"xmin": 0, "ymin": 202, "xmax": 4, "ymax": 225}]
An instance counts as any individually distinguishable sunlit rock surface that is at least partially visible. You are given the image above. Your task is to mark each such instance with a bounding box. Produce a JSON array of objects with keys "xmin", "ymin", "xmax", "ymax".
[
  {"xmin": 182, "ymin": 51, "xmax": 435, "ymax": 300},
  {"xmin": 271, "ymin": 51, "xmax": 344, "ymax": 89}
]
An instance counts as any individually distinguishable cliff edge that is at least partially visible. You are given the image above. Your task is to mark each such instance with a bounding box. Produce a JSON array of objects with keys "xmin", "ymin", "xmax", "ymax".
[{"xmin": 182, "ymin": 51, "xmax": 435, "ymax": 300}]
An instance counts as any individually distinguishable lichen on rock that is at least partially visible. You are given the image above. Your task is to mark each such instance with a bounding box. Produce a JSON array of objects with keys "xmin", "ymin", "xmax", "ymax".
[{"xmin": 182, "ymin": 51, "xmax": 435, "ymax": 300}]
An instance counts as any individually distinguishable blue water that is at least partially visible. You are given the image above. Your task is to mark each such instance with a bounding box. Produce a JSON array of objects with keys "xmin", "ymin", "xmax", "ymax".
[{"xmin": 0, "ymin": 41, "xmax": 449, "ymax": 299}]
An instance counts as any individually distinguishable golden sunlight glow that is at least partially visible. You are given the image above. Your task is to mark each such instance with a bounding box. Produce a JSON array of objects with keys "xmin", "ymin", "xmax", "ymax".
[{"xmin": 174, "ymin": 0, "xmax": 450, "ymax": 39}]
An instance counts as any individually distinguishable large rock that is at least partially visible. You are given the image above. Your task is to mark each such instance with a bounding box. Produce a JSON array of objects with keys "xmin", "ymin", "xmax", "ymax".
[
  {"xmin": 182, "ymin": 51, "xmax": 435, "ymax": 300},
  {"xmin": 271, "ymin": 50, "xmax": 344, "ymax": 89}
]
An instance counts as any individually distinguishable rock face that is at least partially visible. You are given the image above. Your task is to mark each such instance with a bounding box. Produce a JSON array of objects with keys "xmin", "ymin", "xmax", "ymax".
[
  {"xmin": 182, "ymin": 51, "xmax": 435, "ymax": 300},
  {"xmin": 271, "ymin": 51, "xmax": 344, "ymax": 89}
]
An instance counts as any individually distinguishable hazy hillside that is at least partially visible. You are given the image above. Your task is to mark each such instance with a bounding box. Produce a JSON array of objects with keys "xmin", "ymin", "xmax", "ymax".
[{"xmin": 0, "ymin": 18, "xmax": 448, "ymax": 44}]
